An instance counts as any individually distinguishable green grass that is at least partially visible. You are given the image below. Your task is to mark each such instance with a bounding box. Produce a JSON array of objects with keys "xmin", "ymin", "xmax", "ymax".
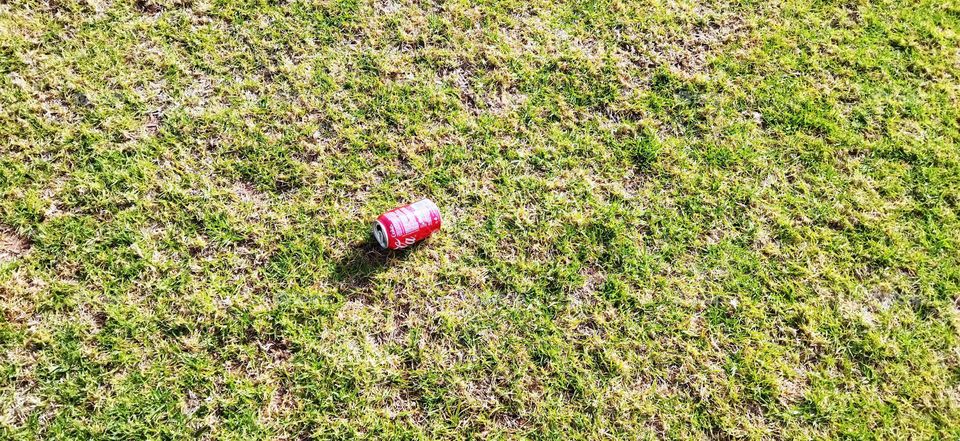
[{"xmin": 1, "ymin": 0, "xmax": 959, "ymax": 438}]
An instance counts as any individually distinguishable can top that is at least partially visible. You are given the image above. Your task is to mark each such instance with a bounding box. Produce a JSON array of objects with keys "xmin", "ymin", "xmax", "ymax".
[{"xmin": 373, "ymin": 220, "xmax": 388, "ymax": 248}]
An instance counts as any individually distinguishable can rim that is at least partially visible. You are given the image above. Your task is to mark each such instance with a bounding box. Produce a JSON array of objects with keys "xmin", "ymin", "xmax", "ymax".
[
  {"xmin": 373, "ymin": 220, "xmax": 388, "ymax": 249},
  {"xmin": 422, "ymin": 198, "xmax": 441, "ymax": 226}
]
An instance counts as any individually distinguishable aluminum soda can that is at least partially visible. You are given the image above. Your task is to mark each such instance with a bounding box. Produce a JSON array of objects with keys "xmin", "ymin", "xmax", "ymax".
[{"xmin": 373, "ymin": 199, "xmax": 442, "ymax": 249}]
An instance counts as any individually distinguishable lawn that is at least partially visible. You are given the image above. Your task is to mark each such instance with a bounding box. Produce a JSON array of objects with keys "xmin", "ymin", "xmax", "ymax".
[{"xmin": 1, "ymin": 0, "xmax": 959, "ymax": 439}]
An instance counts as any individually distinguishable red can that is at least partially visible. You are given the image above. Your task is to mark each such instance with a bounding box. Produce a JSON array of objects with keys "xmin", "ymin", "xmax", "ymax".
[{"xmin": 373, "ymin": 199, "xmax": 442, "ymax": 249}]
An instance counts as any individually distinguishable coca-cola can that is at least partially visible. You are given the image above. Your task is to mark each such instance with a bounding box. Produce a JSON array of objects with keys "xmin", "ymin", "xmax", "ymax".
[{"xmin": 373, "ymin": 198, "xmax": 442, "ymax": 249}]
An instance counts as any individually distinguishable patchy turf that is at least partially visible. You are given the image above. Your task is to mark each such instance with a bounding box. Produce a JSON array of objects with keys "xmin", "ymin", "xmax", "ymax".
[{"xmin": 1, "ymin": 0, "xmax": 959, "ymax": 439}]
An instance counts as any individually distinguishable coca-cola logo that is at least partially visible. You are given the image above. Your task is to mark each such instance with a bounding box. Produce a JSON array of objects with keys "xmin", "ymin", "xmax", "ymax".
[{"xmin": 394, "ymin": 236, "xmax": 417, "ymax": 249}]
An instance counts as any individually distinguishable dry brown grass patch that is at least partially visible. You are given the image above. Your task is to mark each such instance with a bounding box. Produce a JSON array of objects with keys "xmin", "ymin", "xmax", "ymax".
[{"xmin": 0, "ymin": 227, "xmax": 30, "ymax": 263}]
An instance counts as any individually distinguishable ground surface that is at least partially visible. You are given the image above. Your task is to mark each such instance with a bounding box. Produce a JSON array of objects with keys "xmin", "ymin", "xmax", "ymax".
[{"xmin": 1, "ymin": 0, "xmax": 959, "ymax": 439}]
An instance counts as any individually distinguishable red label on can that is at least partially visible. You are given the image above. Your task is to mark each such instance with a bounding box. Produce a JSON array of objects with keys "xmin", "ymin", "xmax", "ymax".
[{"xmin": 373, "ymin": 199, "xmax": 441, "ymax": 249}]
